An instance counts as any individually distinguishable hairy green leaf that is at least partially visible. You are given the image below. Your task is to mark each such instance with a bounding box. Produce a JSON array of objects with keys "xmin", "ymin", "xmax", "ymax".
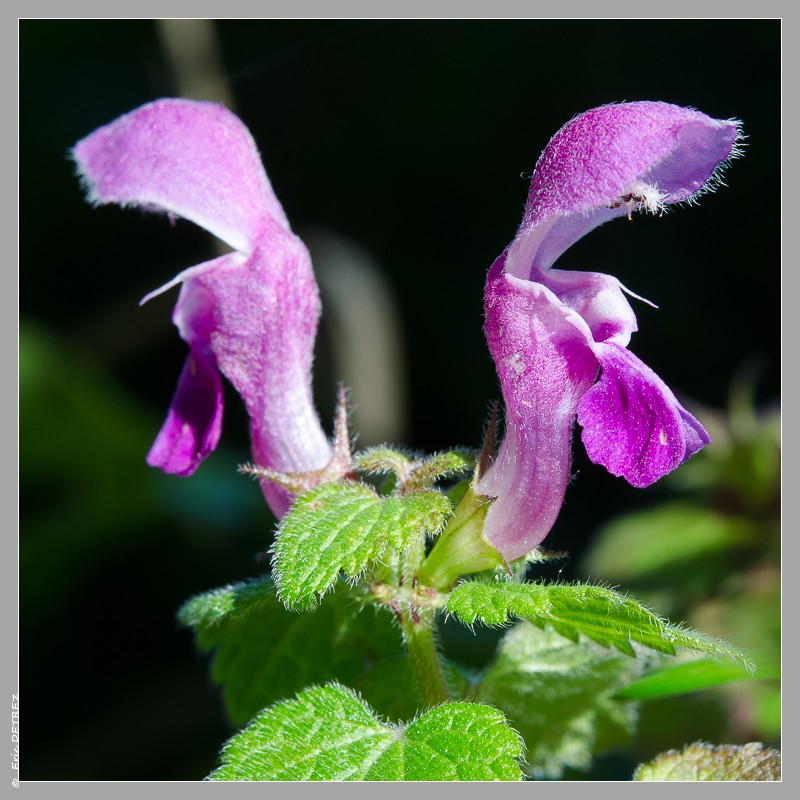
[
  {"xmin": 477, "ymin": 622, "xmax": 645, "ymax": 778},
  {"xmin": 352, "ymin": 447, "xmax": 414, "ymax": 479},
  {"xmin": 634, "ymin": 741, "xmax": 781, "ymax": 781},
  {"xmin": 448, "ymin": 581, "xmax": 751, "ymax": 665},
  {"xmin": 274, "ymin": 481, "xmax": 451, "ymax": 609},
  {"xmin": 179, "ymin": 578, "xmax": 421, "ymax": 724},
  {"xmin": 405, "ymin": 450, "xmax": 475, "ymax": 492},
  {"xmin": 209, "ymin": 683, "xmax": 524, "ymax": 781}
]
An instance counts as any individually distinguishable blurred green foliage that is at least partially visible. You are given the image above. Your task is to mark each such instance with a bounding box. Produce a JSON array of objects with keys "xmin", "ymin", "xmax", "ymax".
[
  {"xmin": 581, "ymin": 374, "xmax": 780, "ymax": 757},
  {"xmin": 476, "ymin": 623, "xmax": 644, "ymax": 778},
  {"xmin": 20, "ymin": 321, "xmax": 273, "ymax": 778},
  {"xmin": 20, "ymin": 322, "xmax": 269, "ymax": 618}
]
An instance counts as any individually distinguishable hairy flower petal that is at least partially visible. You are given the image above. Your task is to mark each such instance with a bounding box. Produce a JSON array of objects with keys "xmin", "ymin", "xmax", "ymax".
[
  {"xmin": 577, "ymin": 344, "xmax": 710, "ymax": 488},
  {"xmin": 74, "ymin": 99, "xmax": 332, "ymax": 517},
  {"xmin": 479, "ymin": 101, "xmax": 739, "ymax": 560},
  {"xmin": 477, "ymin": 259, "xmax": 598, "ymax": 559},
  {"xmin": 185, "ymin": 222, "xmax": 332, "ymax": 516},
  {"xmin": 146, "ymin": 349, "xmax": 223, "ymax": 476},
  {"xmin": 73, "ymin": 99, "xmax": 289, "ymax": 251},
  {"xmin": 523, "ymin": 101, "xmax": 740, "ymax": 230},
  {"xmin": 506, "ymin": 102, "xmax": 740, "ymax": 285}
]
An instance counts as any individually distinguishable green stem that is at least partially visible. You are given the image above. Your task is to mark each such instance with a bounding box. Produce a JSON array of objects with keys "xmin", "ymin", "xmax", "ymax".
[
  {"xmin": 395, "ymin": 521, "xmax": 451, "ymax": 707},
  {"xmin": 401, "ymin": 611, "xmax": 450, "ymax": 707}
]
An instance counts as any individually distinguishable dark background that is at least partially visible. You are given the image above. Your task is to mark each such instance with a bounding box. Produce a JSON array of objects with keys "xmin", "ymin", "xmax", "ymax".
[{"xmin": 20, "ymin": 19, "xmax": 780, "ymax": 780}]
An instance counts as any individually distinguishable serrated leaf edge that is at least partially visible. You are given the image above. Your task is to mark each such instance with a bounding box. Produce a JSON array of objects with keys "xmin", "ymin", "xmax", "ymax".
[
  {"xmin": 209, "ymin": 682, "xmax": 526, "ymax": 781},
  {"xmin": 272, "ymin": 482, "xmax": 452, "ymax": 610},
  {"xmin": 178, "ymin": 576, "xmax": 276, "ymax": 630},
  {"xmin": 446, "ymin": 580, "xmax": 753, "ymax": 670}
]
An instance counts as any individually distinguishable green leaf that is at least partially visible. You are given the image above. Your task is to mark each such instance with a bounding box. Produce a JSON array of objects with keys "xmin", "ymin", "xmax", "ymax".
[
  {"xmin": 352, "ymin": 447, "xmax": 414, "ymax": 480},
  {"xmin": 582, "ymin": 502, "xmax": 755, "ymax": 586},
  {"xmin": 634, "ymin": 741, "xmax": 781, "ymax": 781},
  {"xmin": 274, "ymin": 481, "xmax": 452, "ymax": 609},
  {"xmin": 178, "ymin": 578, "xmax": 421, "ymax": 725},
  {"xmin": 209, "ymin": 683, "xmax": 524, "ymax": 781},
  {"xmin": 617, "ymin": 658, "xmax": 768, "ymax": 701},
  {"xmin": 404, "ymin": 450, "xmax": 475, "ymax": 492},
  {"xmin": 476, "ymin": 622, "xmax": 645, "ymax": 779},
  {"xmin": 353, "ymin": 448, "xmax": 475, "ymax": 492},
  {"xmin": 447, "ymin": 581, "xmax": 751, "ymax": 664}
]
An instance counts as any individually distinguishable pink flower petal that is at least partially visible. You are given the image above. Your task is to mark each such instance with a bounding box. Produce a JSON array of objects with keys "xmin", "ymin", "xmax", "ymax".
[
  {"xmin": 477, "ymin": 259, "xmax": 598, "ymax": 560},
  {"xmin": 75, "ymin": 100, "xmax": 333, "ymax": 517},
  {"xmin": 480, "ymin": 101, "xmax": 735, "ymax": 559},
  {"xmin": 577, "ymin": 343, "xmax": 710, "ymax": 488},
  {"xmin": 146, "ymin": 349, "xmax": 223, "ymax": 476},
  {"xmin": 74, "ymin": 98, "xmax": 290, "ymax": 253}
]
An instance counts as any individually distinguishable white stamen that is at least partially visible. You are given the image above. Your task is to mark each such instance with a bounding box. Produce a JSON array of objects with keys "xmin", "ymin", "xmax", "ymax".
[{"xmin": 619, "ymin": 280, "xmax": 659, "ymax": 309}]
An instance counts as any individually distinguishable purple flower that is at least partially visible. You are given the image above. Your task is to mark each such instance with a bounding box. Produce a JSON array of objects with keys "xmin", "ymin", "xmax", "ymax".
[
  {"xmin": 476, "ymin": 101, "xmax": 741, "ymax": 561},
  {"xmin": 74, "ymin": 99, "xmax": 334, "ymax": 517}
]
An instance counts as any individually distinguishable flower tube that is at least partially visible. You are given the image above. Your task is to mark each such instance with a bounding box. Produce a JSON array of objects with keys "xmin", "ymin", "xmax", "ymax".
[{"xmin": 74, "ymin": 99, "xmax": 333, "ymax": 517}]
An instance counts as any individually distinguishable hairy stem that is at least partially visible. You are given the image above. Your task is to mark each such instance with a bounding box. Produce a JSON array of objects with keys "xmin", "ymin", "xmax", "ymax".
[
  {"xmin": 401, "ymin": 611, "xmax": 450, "ymax": 708},
  {"xmin": 395, "ymin": 524, "xmax": 451, "ymax": 707}
]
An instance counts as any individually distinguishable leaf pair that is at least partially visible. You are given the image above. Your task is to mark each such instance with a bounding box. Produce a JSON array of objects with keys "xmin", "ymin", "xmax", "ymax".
[
  {"xmin": 182, "ymin": 575, "xmax": 756, "ymax": 780},
  {"xmin": 209, "ymin": 683, "xmax": 524, "ymax": 781}
]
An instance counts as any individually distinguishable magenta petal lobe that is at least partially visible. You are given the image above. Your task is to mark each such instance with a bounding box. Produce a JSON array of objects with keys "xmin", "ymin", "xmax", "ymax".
[
  {"xmin": 513, "ymin": 102, "xmax": 741, "ymax": 283},
  {"xmin": 576, "ymin": 343, "xmax": 710, "ymax": 488},
  {"xmin": 146, "ymin": 350, "xmax": 224, "ymax": 477}
]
